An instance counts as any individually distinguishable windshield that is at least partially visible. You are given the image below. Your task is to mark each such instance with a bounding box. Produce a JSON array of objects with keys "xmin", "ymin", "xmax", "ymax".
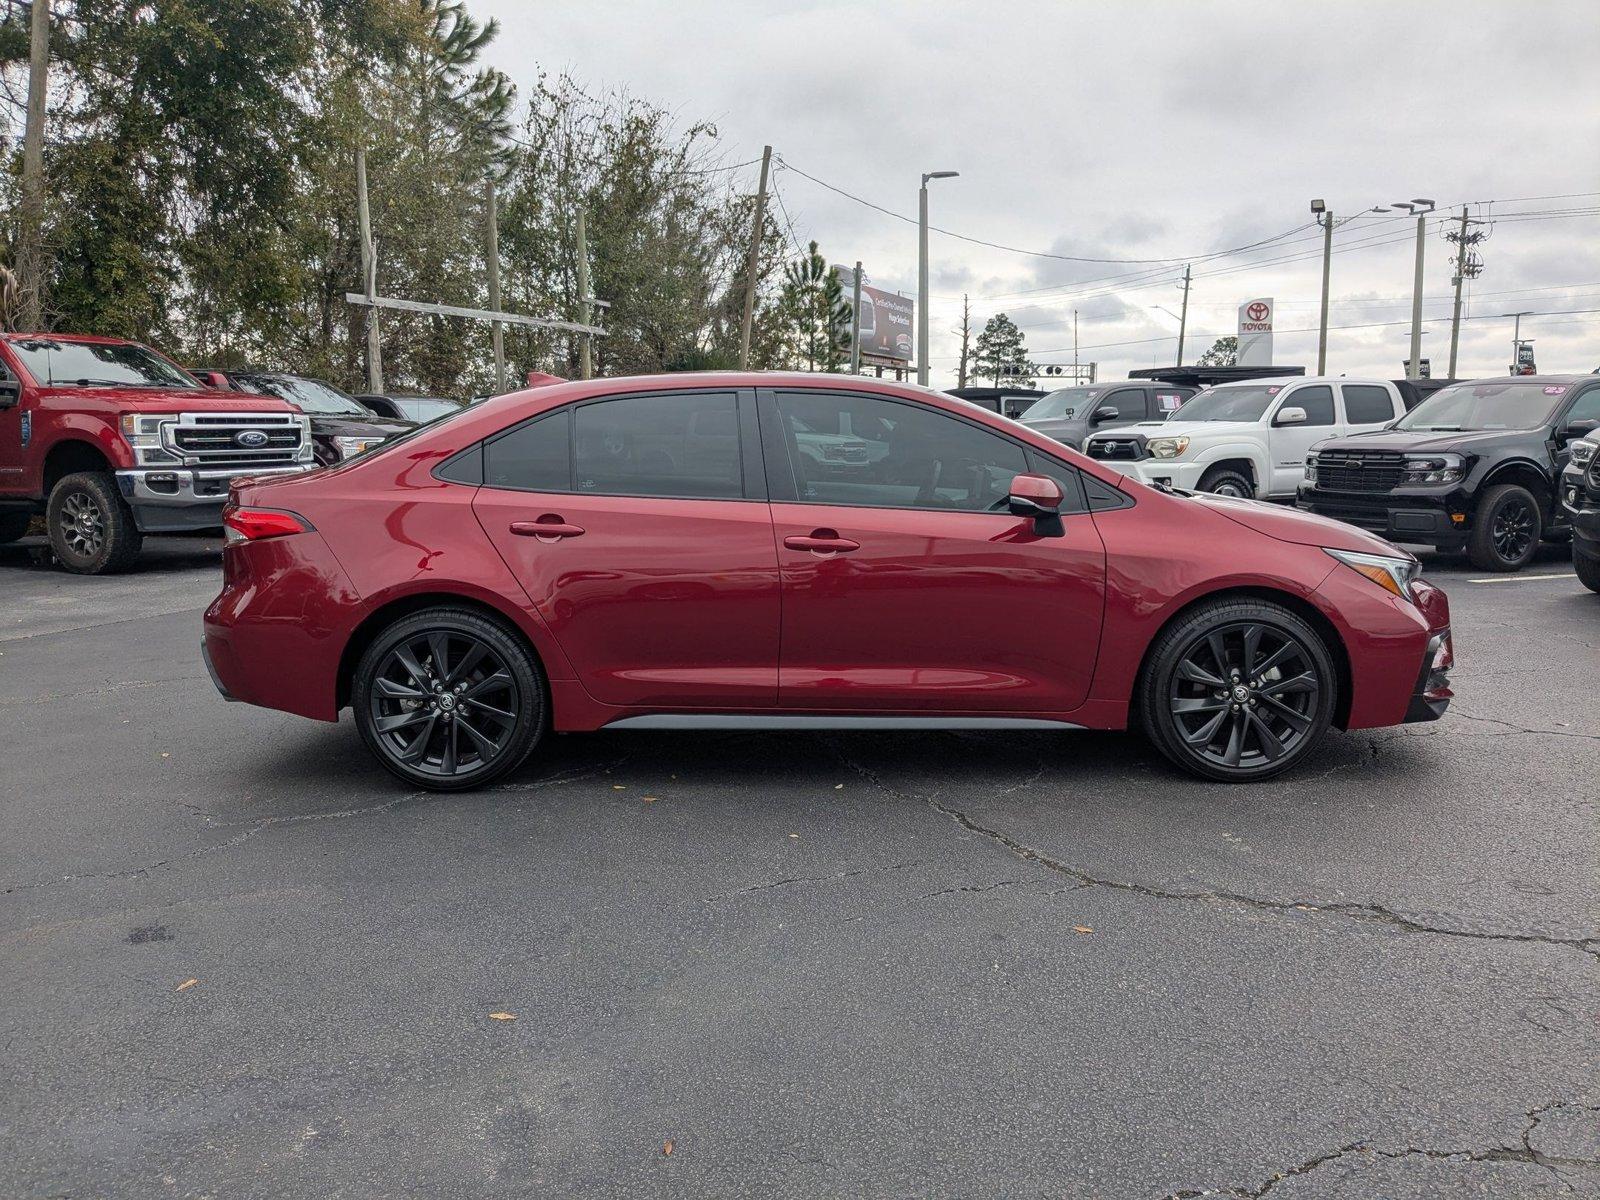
[
  {"xmin": 241, "ymin": 375, "xmax": 371, "ymax": 416},
  {"xmin": 1169, "ymin": 384, "xmax": 1285, "ymax": 422},
  {"xmin": 10, "ymin": 338, "xmax": 199, "ymax": 389},
  {"xmin": 397, "ymin": 398, "xmax": 461, "ymax": 422},
  {"xmin": 1395, "ymin": 380, "xmax": 1565, "ymax": 432},
  {"xmin": 1022, "ymin": 387, "xmax": 1102, "ymax": 422}
]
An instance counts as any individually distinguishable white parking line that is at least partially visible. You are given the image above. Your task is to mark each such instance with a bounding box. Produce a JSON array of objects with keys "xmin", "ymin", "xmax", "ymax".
[{"xmin": 1465, "ymin": 573, "xmax": 1578, "ymax": 584}]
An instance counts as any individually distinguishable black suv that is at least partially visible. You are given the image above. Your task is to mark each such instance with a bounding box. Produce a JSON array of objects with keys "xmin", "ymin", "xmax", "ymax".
[
  {"xmin": 193, "ymin": 370, "xmax": 414, "ymax": 466},
  {"xmin": 1298, "ymin": 375, "xmax": 1600, "ymax": 571},
  {"xmin": 1018, "ymin": 381, "xmax": 1196, "ymax": 451},
  {"xmin": 1560, "ymin": 431, "xmax": 1600, "ymax": 592}
]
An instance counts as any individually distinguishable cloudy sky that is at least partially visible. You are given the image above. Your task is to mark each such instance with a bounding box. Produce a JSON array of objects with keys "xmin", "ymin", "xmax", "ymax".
[{"xmin": 477, "ymin": 0, "xmax": 1600, "ymax": 386}]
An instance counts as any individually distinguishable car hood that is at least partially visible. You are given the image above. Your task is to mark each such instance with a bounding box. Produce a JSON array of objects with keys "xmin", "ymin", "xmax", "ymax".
[
  {"xmin": 37, "ymin": 385, "xmax": 291, "ymax": 413},
  {"xmin": 1311, "ymin": 427, "xmax": 1532, "ymax": 455},
  {"xmin": 1187, "ymin": 491, "xmax": 1404, "ymax": 555},
  {"xmin": 305, "ymin": 413, "xmax": 414, "ymax": 438}
]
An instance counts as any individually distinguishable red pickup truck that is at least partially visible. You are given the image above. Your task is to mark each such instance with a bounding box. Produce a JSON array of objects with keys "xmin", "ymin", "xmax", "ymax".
[{"xmin": 0, "ymin": 333, "xmax": 315, "ymax": 573}]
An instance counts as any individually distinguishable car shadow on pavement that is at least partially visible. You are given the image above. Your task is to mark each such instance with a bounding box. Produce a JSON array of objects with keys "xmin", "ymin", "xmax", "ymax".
[{"xmin": 0, "ymin": 535, "xmax": 223, "ymax": 576}]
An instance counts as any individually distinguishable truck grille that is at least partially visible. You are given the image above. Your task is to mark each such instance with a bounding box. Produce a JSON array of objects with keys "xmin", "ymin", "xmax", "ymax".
[
  {"xmin": 1087, "ymin": 436, "xmax": 1143, "ymax": 461},
  {"xmin": 164, "ymin": 412, "xmax": 305, "ymax": 469},
  {"xmin": 1312, "ymin": 450, "xmax": 1404, "ymax": 493}
]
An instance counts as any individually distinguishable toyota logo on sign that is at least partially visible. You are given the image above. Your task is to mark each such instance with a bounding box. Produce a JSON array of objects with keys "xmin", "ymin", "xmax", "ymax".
[
  {"xmin": 235, "ymin": 429, "xmax": 270, "ymax": 448},
  {"xmin": 1246, "ymin": 302, "xmax": 1270, "ymax": 323}
]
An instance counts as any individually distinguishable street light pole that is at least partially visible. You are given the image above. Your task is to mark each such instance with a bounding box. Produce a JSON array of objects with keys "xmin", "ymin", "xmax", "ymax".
[
  {"xmin": 1311, "ymin": 200, "xmax": 1332, "ymax": 374},
  {"xmin": 1393, "ymin": 198, "xmax": 1434, "ymax": 379},
  {"xmin": 917, "ymin": 170, "xmax": 958, "ymax": 387}
]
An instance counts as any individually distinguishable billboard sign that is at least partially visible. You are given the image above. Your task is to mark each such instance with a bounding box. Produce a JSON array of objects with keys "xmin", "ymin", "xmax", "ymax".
[
  {"xmin": 835, "ymin": 267, "xmax": 914, "ymax": 362},
  {"xmin": 1237, "ymin": 297, "xmax": 1274, "ymax": 366}
]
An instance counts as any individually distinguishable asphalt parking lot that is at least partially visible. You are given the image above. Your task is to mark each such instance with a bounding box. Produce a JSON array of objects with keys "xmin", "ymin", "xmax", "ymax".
[{"xmin": 2, "ymin": 534, "xmax": 1596, "ymax": 1199}]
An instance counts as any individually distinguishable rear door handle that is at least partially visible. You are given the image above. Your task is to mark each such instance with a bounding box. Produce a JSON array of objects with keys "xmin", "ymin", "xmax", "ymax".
[
  {"xmin": 783, "ymin": 533, "xmax": 860, "ymax": 555},
  {"xmin": 510, "ymin": 519, "xmax": 585, "ymax": 540}
]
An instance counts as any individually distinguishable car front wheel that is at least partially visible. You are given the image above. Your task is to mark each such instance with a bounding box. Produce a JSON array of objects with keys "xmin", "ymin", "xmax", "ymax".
[
  {"xmin": 46, "ymin": 471, "xmax": 143, "ymax": 574},
  {"xmin": 1467, "ymin": 483, "xmax": 1542, "ymax": 572},
  {"xmin": 1140, "ymin": 599, "xmax": 1337, "ymax": 782},
  {"xmin": 353, "ymin": 608, "xmax": 545, "ymax": 791},
  {"xmin": 1197, "ymin": 465, "xmax": 1254, "ymax": 499}
]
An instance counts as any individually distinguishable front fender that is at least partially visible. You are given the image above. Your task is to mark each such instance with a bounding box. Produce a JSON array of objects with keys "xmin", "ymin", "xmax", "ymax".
[{"xmin": 1187, "ymin": 440, "xmax": 1270, "ymax": 493}]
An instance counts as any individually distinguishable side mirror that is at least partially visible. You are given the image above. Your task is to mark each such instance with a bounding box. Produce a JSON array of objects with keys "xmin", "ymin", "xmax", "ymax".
[
  {"xmin": 1091, "ymin": 406, "xmax": 1120, "ymax": 423},
  {"xmin": 1274, "ymin": 406, "xmax": 1307, "ymax": 426},
  {"xmin": 1563, "ymin": 418, "xmax": 1599, "ymax": 442},
  {"xmin": 0, "ymin": 378, "xmax": 18, "ymax": 408}
]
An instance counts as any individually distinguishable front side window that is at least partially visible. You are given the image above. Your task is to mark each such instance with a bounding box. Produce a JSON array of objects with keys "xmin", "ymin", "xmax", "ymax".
[
  {"xmin": 1343, "ymin": 384, "xmax": 1396, "ymax": 425},
  {"xmin": 1096, "ymin": 388, "xmax": 1148, "ymax": 422},
  {"xmin": 574, "ymin": 392, "xmax": 742, "ymax": 499},
  {"xmin": 1282, "ymin": 385, "xmax": 1334, "ymax": 426},
  {"xmin": 1563, "ymin": 386, "xmax": 1600, "ymax": 426},
  {"xmin": 775, "ymin": 390, "xmax": 1027, "ymax": 512},
  {"xmin": 10, "ymin": 339, "xmax": 199, "ymax": 389}
]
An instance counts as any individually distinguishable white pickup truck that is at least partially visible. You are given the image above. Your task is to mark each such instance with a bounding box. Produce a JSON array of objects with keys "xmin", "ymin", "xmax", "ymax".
[{"xmin": 1081, "ymin": 376, "xmax": 1406, "ymax": 500}]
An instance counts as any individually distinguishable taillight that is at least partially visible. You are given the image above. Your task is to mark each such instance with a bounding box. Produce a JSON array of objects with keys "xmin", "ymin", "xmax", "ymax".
[{"xmin": 223, "ymin": 504, "xmax": 311, "ymax": 544}]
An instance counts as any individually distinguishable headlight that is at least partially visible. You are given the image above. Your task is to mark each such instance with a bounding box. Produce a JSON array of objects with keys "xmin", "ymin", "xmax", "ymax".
[
  {"xmin": 333, "ymin": 434, "xmax": 382, "ymax": 460},
  {"xmin": 1571, "ymin": 438, "xmax": 1598, "ymax": 468},
  {"xmin": 1325, "ymin": 548, "xmax": 1421, "ymax": 601},
  {"xmin": 1400, "ymin": 454, "xmax": 1464, "ymax": 485},
  {"xmin": 119, "ymin": 413, "xmax": 182, "ymax": 464},
  {"xmin": 1145, "ymin": 436, "xmax": 1190, "ymax": 460},
  {"xmin": 1304, "ymin": 456, "xmax": 1318, "ymax": 484}
]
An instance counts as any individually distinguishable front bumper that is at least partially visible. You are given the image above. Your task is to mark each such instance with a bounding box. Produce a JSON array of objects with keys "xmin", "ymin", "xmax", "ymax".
[
  {"xmin": 1404, "ymin": 629, "xmax": 1454, "ymax": 723},
  {"xmin": 1560, "ymin": 468, "xmax": 1600, "ymax": 550},
  {"xmin": 1297, "ymin": 487, "xmax": 1469, "ymax": 544},
  {"xmin": 1092, "ymin": 458, "xmax": 1209, "ymax": 491},
  {"xmin": 116, "ymin": 465, "xmax": 314, "ymax": 532}
]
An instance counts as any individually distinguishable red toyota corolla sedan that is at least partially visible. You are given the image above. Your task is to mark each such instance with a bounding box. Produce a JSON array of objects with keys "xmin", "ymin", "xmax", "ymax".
[{"xmin": 203, "ymin": 373, "xmax": 1453, "ymax": 790}]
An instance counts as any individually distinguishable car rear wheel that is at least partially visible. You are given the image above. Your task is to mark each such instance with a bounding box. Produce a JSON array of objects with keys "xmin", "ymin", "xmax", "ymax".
[
  {"xmin": 46, "ymin": 471, "xmax": 143, "ymax": 574},
  {"xmin": 1197, "ymin": 466, "xmax": 1254, "ymax": 499},
  {"xmin": 1467, "ymin": 483, "xmax": 1541, "ymax": 572},
  {"xmin": 1140, "ymin": 599, "xmax": 1337, "ymax": 782},
  {"xmin": 353, "ymin": 608, "xmax": 545, "ymax": 791}
]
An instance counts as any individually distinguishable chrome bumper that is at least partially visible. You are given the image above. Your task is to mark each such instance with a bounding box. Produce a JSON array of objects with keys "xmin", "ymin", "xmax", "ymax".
[{"xmin": 115, "ymin": 464, "xmax": 314, "ymax": 507}]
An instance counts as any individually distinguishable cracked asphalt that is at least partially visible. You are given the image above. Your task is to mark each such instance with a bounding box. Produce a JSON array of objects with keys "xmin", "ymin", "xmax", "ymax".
[{"xmin": 1, "ymin": 534, "xmax": 1596, "ymax": 1199}]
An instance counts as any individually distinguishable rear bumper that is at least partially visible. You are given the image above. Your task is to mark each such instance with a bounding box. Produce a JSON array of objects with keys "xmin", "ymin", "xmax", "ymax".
[{"xmin": 117, "ymin": 465, "xmax": 315, "ymax": 533}]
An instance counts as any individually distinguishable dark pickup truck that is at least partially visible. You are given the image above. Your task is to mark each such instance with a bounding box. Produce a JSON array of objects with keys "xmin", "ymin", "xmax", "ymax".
[
  {"xmin": 193, "ymin": 369, "xmax": 414, "ymax": 465},
  {"xmin": 1298, "ymin": 375, "xmax": 1600, "ymax": 572},
  {"xmin": 1560, "ymin": 431, "xmax": 1600, "ymax": 592}
]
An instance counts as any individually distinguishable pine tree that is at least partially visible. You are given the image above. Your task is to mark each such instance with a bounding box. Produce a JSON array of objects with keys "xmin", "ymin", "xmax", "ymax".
[{"xmin": 974, "ymin": 312, "xmax": 1031, "ymax": 386}]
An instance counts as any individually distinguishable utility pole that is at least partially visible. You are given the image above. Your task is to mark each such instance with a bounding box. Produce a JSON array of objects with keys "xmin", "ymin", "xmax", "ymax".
[
  {"xmin": 484, "ymin": 176, "xmax": 506, "ymax": 394},
  {"xmin": 849, "ymin": 261, "xmax": 863, "ymax": 374},
  {"xmin": 1445, "ymin": 205, "xmax": 1486, "ymax": 379},
  {"xmin": 1312, "ymin": 200, "xmax": 1333, "ymax": 374},
  {"xmin": 16, "ymin": 0, "xmax": 51, "ymax": 330},
  {"xmin": 955, "ymin": 294, "xmax": 972, "ymax": 388},
  {"xmin": 916, "ymin": 169, "xmax": 958, "ymax": 387},
  {"xmin": 356, "ymin": 146, "xmax": 384, "ymax": 393},
  {"xmin": 1073, "ymin": 309, "xmax": 1079, "ymax": 380},
  {"xmin": 738, "ymin": 145, "xmax": 772, "ymax": 370},
  {"xmin": 1175, "ymin": 264, "xmax": 1192, "ymax": 366},
  {"xmin": 1392, "ymin": 198, "xmax": 1435, "ymax": 379},
  {"xmin": 575, "ymin": 209, "xmax": 593, "ymax": 380}
]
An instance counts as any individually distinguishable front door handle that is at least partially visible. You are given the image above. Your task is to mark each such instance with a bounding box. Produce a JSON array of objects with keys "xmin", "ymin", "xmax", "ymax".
[
  {"xmin": 510, "ymin": 518, "xmax": 585, "ymax": 541},
  {"xmin": 783, "ymin": 532, "xmax": 860, "ymax": 555}
]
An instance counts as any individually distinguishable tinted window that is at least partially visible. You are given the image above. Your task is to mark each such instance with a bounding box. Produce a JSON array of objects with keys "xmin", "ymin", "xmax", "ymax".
[
  {"xmin": 1285, "ymin": 385, "xmax": 1334, "ymax": 426},
  {"xmin": 775, "ymin": 390, "xmax": 1027, "ymax": 512},
  {"xmin": 486, "ymin": 410, "xmax": 570, "ymax": 491},
  {"xmin": 1343, "ymin": 384, "xmax": 1395, "ymax": 425},
  {"xmin": 1098, "ymin": 388, "xmax": 1147, "ymax": 421},
  {"xmin": 574, "ymin": 392, "xmax": 742, "ymax": 499},
  {"xmin": 1152, "ymin": 389, "xmax": 1190, "ymax": 416},
  {"xmin": 1565, "ymin": 386, "xmax": 1600, "ymax": 425}
]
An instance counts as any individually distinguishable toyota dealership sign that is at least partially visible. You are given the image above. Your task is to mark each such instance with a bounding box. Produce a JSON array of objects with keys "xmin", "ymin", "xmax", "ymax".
[{"xmin": 1237, "ymin": 297, "xmax": 1274, "ymax": 366}]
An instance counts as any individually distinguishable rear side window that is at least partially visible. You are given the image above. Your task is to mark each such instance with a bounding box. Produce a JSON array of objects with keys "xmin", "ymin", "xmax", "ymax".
[
  {"xmin": 1343, "ymin": 385, "xmax": 1396, "ymax": 425},
  {"xmin": 486, "ymin": 410, "xmax": 570, "ymax": 491},
  {"xmin": 574, "ymin": 391, "xmax": 742, "ymax": 499},
  {"xmin": 1286, "ymin": 385, "xmax": 1335, "ymax": 426},
  {"xmin": 1098, "ymin": 388, "xmax": 1148, "ymax": 421}
]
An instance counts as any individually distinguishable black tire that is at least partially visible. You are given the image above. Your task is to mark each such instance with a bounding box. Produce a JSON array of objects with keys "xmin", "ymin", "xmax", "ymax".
[
  {"xmin": 1575, "ymin": 544, "xmax": 1600, "ymax": 594},
  {"xmin": 1197, "ymin": 466, "xmax": 1254, "ymax": 499},
  {"xmin": 0, "ymin": 512, "xmax": 32, "ymax": 543},
  {"xmin": 1139, "ymin": 598, "xmax": 1337, "ymax": 783},
  {"xmin": 353, "ymin": 607, "xmax": 545, "ymax": 791},
  {"xmin": 46, "ymin": 471, "xmax": 143, "ymax": 574},
  {"xmin": 1467, "ymin": 483, "xmax": 1542, "ymax": 572}
]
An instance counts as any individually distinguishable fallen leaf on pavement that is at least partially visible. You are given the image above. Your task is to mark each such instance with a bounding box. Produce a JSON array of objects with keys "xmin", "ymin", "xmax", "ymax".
[
  {"xmin": 642, "ymin": 796, "xmax": 658, "ymax": 803},
  {"xmin": 488, "ymin": 1012, "xmax": 517, "ymax": 1021},
  {"xmin": 663, "ymin": 1140, "xmax": 674, "ymax": 1156},
  {"xmin": 612, "ymin": 785, "xmax": 627, "ymax": 790},
  {"xmin": 1072, "ymin": 926, "xmax": 1093, "ymax": 934},
  {"xmin": 176, "ymin": 978, "xmax": 198, "ymax": 991}
]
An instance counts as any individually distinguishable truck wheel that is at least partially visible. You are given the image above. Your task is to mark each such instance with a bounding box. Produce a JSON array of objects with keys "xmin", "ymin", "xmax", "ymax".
[
  {"xmin": 0, "ymin": 512, "xmax": 32, "ymax": 544},
  {"xmin": 1197, "ymin": 466, "xmax": 1254, "ymax": 499},
  {"xmin": 1467, "ymin": 484, "xmax": 1541, "ymax": 572},
  {"xmin": 46, "ymin": 471, "xmax": 143, "ymax": 575},
  {"xmin": 1575, "ymin": 545, "xmax": 1600, "ymax": 594},
  {"xmin": 352, "ymin": 607, "xmax": 546, "ymax": 792}
]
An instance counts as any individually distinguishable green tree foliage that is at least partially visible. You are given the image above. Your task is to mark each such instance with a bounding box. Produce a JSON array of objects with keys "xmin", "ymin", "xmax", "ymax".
[
  {"xmin": 1198, "ymin": 336, "xmax": 1238, "ymax": 366},
  {"xmin": 974, "ymin": 312, "xmax": 1031, "ymax": 386},
  {"xmin": 777, "ymin": 240, "xmax": 850, "ymax": 371},
  {"xmin": 0, "ymin": 3, "xmax": 790, "ymax": 394}
]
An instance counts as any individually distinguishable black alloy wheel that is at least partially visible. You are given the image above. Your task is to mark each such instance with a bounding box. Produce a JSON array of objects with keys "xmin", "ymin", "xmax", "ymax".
[
  {"xmin": 1141, "ymin": 600, "xmax": 1336, "ymax": 782},
  {"xmin": 354, "ymin": 609, "xmax": 544, "ymax": 790},
  {"xmin": 1468, "ymin": 483, "xmax": 1542, "ymax": 572}
]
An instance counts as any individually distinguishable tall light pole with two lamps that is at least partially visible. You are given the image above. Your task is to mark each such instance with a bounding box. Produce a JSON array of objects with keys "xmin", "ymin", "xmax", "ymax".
[
  {"xmin": 1384, "ymin": 198, "xmax": 1436, "ymax": 378},
  {"xmin": 917, "ymin": 170, "xmax": 959, "ymax": 387}
]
